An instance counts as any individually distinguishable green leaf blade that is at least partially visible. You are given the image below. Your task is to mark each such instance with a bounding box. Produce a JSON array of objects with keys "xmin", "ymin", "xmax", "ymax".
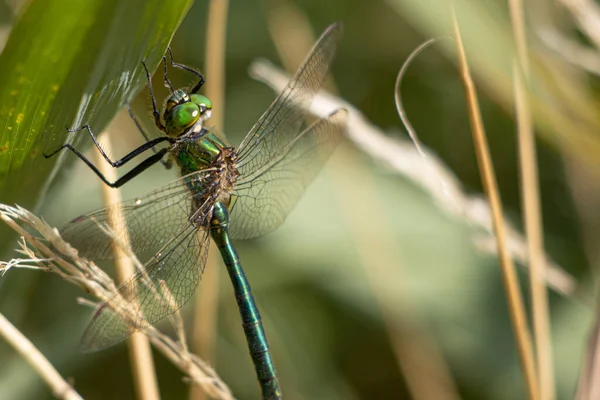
[{"xmin": 0, "ymin": 0, "xmax": 194, "ymax": 209}]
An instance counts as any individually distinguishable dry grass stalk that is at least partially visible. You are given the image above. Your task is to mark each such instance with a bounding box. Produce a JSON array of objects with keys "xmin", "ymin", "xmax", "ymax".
[
  {"xmin": 451, "ymin": 7, "xmax": 539, "ymax": 400},
  {"xmin": 508, "ymin": 0, "xmax": 555, "ymax": 398},
  {"xmin": 0, "ymin": 204, "xmax": 234, "ymax": 400}
]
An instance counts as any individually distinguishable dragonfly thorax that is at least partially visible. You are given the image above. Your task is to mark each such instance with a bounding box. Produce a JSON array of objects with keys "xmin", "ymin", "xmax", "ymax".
[
  {"xmin": 176, "ymin": 132, "xmax": 239, "ymax": 209},
  {"xmin": 211, "ymin": 147, "xmax": 239, "ymax": 207},
  {"xmin": 163, "ymin": 89, "xmax": 212, "ymax": 137}
]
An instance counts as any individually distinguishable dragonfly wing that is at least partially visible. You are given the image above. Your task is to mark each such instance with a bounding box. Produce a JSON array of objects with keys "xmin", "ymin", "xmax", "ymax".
[
  {"xmin": 80, "ymin": 223, "xmax": 211, "ymax": 351},
  {"xmin": 234, "ymin": 23, "xmax": 342, "ymax": 173},
  {"xmin": 229, "ymin": 109, "xmax": 347, "ymax": 239},
  {"xmin": 60, "ymin": 172, "xmax": 212, "ymax": 261}
]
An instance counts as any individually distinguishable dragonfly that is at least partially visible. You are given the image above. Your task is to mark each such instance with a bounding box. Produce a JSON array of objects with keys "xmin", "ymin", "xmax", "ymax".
[{"xmin": 46, "ymin": 23, "xmax": 345, "ymax": 400}]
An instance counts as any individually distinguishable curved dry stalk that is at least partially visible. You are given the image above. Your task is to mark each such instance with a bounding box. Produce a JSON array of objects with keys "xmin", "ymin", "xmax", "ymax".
[
  {"xmin": 395, "ymin": 38, "xmax": 439, "ymax": 162},
  {"xmin": 0, "ymin": 204, "xmax": 234, "ymax": 400},
  {"xmin": 394, "ymin": 36, "xmax": 463, "ymax": 217},
  {"xmin": 0, "ymin": 312, "xmax": 83, "ymax": 400}
]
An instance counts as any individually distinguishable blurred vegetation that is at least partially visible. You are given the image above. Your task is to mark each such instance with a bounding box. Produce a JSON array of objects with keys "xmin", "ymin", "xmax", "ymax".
[{"xmin": 0, "ymin": 0, "xmax": 597, "ymax": 399}]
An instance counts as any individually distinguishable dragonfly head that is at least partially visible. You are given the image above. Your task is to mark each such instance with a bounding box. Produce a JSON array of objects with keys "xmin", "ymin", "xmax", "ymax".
[{"xmin": 163, "ymin": 89, "xmax": 213, "ymax": 137}]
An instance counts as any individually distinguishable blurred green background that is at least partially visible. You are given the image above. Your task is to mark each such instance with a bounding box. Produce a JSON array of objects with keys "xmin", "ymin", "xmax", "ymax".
[{"xmin": 0, "ymin": 0, "xmax": 596, "ymax": 399}]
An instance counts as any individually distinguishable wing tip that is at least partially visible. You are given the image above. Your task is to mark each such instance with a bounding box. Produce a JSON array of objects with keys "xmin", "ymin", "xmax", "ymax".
[
  {"xmin": 78, "ymin": 303, "xmax": 128, "ymax": 353},
  {"xmin": 79, "ymin": 328, "xmax": 113, "ymax": 353},
  {"xmin": 326, "ymin": 21, "xmax": 344, "ymax": 37}
]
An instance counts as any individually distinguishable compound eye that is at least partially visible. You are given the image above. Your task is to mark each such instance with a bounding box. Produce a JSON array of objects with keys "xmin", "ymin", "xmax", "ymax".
[
  {"xmin": 165, "ymin": 102, "xmax": 200, "ymax": 137},
  {"xmin": 190, "ymin": 94, "xmax": 212, "ymax": 113}
]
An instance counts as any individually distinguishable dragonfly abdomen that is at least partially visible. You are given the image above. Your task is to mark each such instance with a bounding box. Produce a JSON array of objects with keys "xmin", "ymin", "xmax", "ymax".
[{"xmin": 210, "ymin": 202, "xmax": 281, "ymax": 400}]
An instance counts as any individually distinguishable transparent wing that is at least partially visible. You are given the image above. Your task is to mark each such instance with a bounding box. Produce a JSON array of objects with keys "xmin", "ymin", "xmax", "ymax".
[
  {"xmin": 60, "ymin": 171, "xmax": 212, "ymax": 261},
  {"xmin": 80, "ymin": 223, "xmax": 211, "ymax": 351},
  {"xmin": 229, "ymin": 109, "xmax": 347, "ymax": 239},
  {"xmin": 235, "ymin": 23, "xmax": 342, "ymax": 174}
]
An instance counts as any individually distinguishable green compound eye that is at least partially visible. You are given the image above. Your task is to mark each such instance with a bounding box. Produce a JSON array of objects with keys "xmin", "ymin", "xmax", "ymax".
[
  {"xmin": 165, "ymin": 102, "xmax": 200, "ymax": 137},
  {"xmin": 190, "ymin": 94, "xmax": 212, "ymax": 111}
]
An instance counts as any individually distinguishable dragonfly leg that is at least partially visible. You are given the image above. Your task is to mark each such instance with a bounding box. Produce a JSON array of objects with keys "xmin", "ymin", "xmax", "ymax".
[
  {"xmin": 142, "ymin": 61, "xmax": 167, "ymax": 132},
  {"xmin": 161, "ymin": 55, "xmax": 175, "ymax": 93},
  {"xmin": 126, "ymin": 105, "xmax": 172, "ymax": 169},
  {"xmin": 45, "ymin": 124, "xmax": 174, "ymax": 168},
  {"xmin": 166, "ymin": 47, "xmax": 206, "ymax": 94},
  {"xmin": 46, "ymin": 141, "xmax": 168, "ymax": 188},
  {"xmin": 105, "ymin": 147, "xmax": 169, "ymax": 187}
]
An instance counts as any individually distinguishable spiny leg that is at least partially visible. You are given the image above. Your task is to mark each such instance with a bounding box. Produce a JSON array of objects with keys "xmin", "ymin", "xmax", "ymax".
[
  {"xmin": 44, "ymin": 123, "xmax": 174, "ymax": 187},
  {"xmin": 162, "ymin": 55, "xmax": 175, "ymax": 93},
  {"xmin": 166, "ymin": 47, "xmax": 205, "ymax": 94},
  {"xmin": 45, "ymin": 124, "xmax": 173, "ymax": 168},
  {"xmin": 46, "ymin": 141, "xmax": 168, "ymax": 188},
  {"xmin": 142, "ymin": 61, "xmax": 166, "ymax": 132},
  {"xmin": 104, "ymin": 148, "xmax": 169, "ymax": 188}
]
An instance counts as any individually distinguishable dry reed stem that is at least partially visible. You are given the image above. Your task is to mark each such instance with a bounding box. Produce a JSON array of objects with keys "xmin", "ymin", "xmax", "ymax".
[
  {"xmin": 249, "ymin": 62, "xmax": 577, "ymax": 300},
  {"xmin": 513, "ymin": 65, "xmax": 554, "ymax": 399},
  {"xmin": 190, "ymin": 2, "xmax": 229, "ymax": 400},
  {"xmin": 263, "ymin": 6, "xmax": 460, "ymax": 400},
  {"xmin": 509, "ymin": 0, "xmax": 555, "ymax": 397},
  {"xmin": 96, "ymin": 134, "xmax": 161, "ymax": 400},
  {"xmin": 452, "ymin": 8, "xmax": 539, "ymax": 400},
  {"xmin": 204, "ymin": 0, "xmax": 228, "ymax": 129},
  {"xmin": 0, "ymin": 312, "xmax": 83, "ymax": 400},
  {"xmin": 0, "ymin": 204, "xmax": 234, "ymax": 400}
]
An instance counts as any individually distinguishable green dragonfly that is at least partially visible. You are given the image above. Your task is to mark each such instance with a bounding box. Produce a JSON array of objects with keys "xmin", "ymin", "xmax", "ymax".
[{"xmin": 46, "ymin": 23, "xmax": 345, "ymax": 399}]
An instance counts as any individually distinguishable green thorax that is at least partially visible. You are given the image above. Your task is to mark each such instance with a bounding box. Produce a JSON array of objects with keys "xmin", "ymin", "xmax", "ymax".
[
  {"xmin": 173, "ymin": 130, "xmax": 229, "ymax": 177},
  {"xmin": 174, "ymin": 130, "xmax": 238, "ymax": 208}
]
